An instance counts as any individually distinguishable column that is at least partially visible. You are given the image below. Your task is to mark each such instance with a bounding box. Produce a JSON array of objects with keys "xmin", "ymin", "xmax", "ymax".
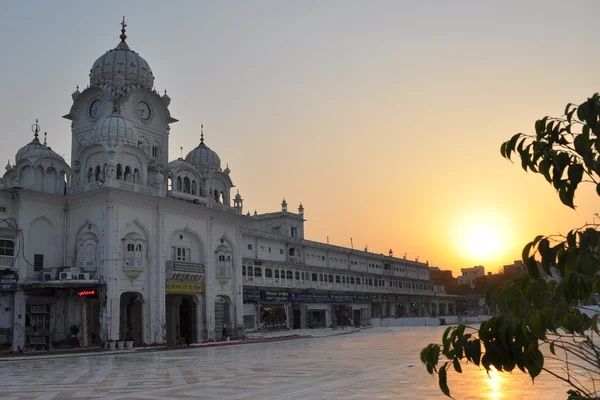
[
  {"xmin": 205, "ymin": 218, "xmax": 215, "ymax": 341},
  {"xmin": 154, "ymin": 207, "xmax": 166, "ymax": 344},
  {"xmin": 234, "ymin": 229, "xmax": 245, "ymax": 338},
  {"xmin": 101, "ymin": 199, "xmax": 120, "ymax": 342},
  {"xmin": 82, "ymin": 300, "xmax": 88, "ymax": 347},
  {"xmin": 12, "ymin": 291, "xmax": 25, "ymax": 351}
]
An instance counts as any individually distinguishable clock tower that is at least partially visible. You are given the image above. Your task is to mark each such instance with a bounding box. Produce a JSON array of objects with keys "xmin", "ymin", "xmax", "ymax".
[{"xmin": 63, "ymin": 18, "xmax": 177, "ymax": 195}]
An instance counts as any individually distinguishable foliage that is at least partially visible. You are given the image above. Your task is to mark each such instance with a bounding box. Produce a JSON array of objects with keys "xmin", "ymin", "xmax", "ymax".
[{"xmin": 421, "ymin": 94, "xmax": 600, "ymax": 399}]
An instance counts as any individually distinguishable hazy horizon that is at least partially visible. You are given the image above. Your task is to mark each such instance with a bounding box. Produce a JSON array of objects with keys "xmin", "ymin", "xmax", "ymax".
[{"xmin": 1, "ymin": 1, "xmax": 598, "ymax": 275}]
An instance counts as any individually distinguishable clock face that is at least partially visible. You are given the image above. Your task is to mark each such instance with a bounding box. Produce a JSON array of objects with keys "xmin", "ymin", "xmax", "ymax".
[
  {"xmin": 136, "ymin": 101, "xmax": 151, "ymax": 120},
  {"xmin": 89, "ymin": 99, "xmax": 102, "ymax": 119}
]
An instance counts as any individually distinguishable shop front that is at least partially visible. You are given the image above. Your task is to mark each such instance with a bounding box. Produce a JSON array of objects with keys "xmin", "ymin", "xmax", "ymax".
[
  {"xmin": 260, "ymin": 290, "xmax": 289, "ymax": 330},
  {"xmin": 0, "ymin": 273, "xmax": 18, "ymax": 349},
  {"xmin": 20, "ymin": 282, "xmax": 104, "ymax": 351},
  {"xmin": 242, "ymin": 288, "xmax": 260, "ymax": 332}
]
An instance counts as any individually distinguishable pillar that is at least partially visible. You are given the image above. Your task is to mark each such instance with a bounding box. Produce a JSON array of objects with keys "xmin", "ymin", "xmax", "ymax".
[
  {"xmin": 205, "ymin": 218, "xmax": 215, "ymax": 341},
  {"xmin": 12, "ymin": 291, "xmax": 25, "ymax": 351}
]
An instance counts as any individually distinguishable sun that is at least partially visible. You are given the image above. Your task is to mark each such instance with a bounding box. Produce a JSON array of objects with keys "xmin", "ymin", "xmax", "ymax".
[
  {"xmin": 464, "ymin": 223, "xmax": 502, "ymax": 260},
  {"xmin": 451, "ymin": 209, "xmax": 511, "ymax": 264}
]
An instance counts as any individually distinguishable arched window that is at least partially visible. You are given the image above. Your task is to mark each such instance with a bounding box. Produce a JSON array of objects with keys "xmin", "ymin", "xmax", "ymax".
[
  {"xmin": 183, "ymin": 177, "xmax": 191, "ymax": 193},
  {"xmin": 274, "ymin": 270, "xmax": 280, "ymax": 279},
  {"xmin": 295, "ymin": 271, "xmax": 300, "ymax": 280},
  {"xmin": 329, "ymin": 275, "xmax": 333, "ymax": 283},
  {"xmin": 218, "ymin": 255, "xmax": 225, "ymax": 262},
  {"xmin": 88, "ymin": 168, "xmax": 93, "ymax": 183},
  {"xmin": 214, "ymin": 189, "xmax": 219, "ymax": 203},
  {"xmin": 176, "ymin": 176, "xmax": 182, "ymax": 191},
  {"xmin": 319, "ymin": 273, "xmax": 323, "ymax": 282},
  {"xmin": 350, "ymin": 277, "xmax": 355, "ymax": 284},
  {"xmin": 116, "ymin": 164, "xmax": 122, "ymax": 180},
  {"xmin": 133, "ymin": 169, "xmax": 140, "ymax": 184},
  {"xmin": 220, "ymin": 191, "xmax": 224, "ymax": 203},
  {"xmin": 286, "ymin": 270, "xmax": 292, "ymax": 280},
  {"xmin": 242, "ymin": 265, "xmax": 246, "ymax": 276},
  {"xmin": 191, "ymin": 180, "xmax": 197, "ymax": 195},
  {"xmin": 289, "ymin": 248, "xmax": 295, "ymax": 256},
  {"xmin": 335, "ymin": 276, "xmax": 340, "ymax": 284},
  {"xmin": 342, "ymin": 276, "xmax": 346, "ymax": 284},
  {"xmin": 124, "ymin": 166, "xmax": 131, "ymax": 181},
  {"xmin": 312, "ymin": 273, "xmax": 317, "ymax": 281},
  {"xmin": 265, "ymin": 268, "xmax": 273, "ymax": 278},
  {"xmin": 95, "ymin": 165, "xmax": 101, "ymax": 181},
  {"xmin": 254, "ymin": 267, "xmax": 262, "ymax": 277},
  {"xmin": 167, "ymin": 175, "xmax": 173, "ymax": 191}
]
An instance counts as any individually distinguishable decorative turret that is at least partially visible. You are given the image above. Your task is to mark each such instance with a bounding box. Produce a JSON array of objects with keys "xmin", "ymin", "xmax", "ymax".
[
  {"xmin": 281, "ymin": 198, "xmax": 287, "ymax": 212},
  {"xmin": 298, "ymin": 202, "xmax": 304, "ymax": 216}
]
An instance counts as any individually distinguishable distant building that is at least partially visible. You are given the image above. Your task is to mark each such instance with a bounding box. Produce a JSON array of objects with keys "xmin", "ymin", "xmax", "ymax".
[
  {"xmin": 457, "ymin": 265, "xmax": 485, "ymax": 287},
  {"xmin": 503, "ymin": 260, "xmax": 527, "ymax": 277}
]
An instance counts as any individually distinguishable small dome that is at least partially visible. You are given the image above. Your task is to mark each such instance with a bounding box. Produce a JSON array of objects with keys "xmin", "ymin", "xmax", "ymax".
[
  {"xmin": 223, "ymin": 164, "xmax": 230, "ymax": 175},
  {"xmin": 185, "ymin": 140, "xmax": 221, "ymax": 171},
  {"xmin": 167, "ymin": 157, "xmax": 196, "ymax": 171},
  {"xmin": 89, "ymin": 22, "xmax": 154, "ymax": 97},
  {"xmin": 234, "ymin": 190, "xmax": 242, "ymax": 201},
  {"xmin": 162, "ymin": 90, "xmax": 171, "ymax": 107},
  {"xmin": 93, "ymin": 112, "xmax": 136, "ymax": 142},
  {"xmin": 16, "ymin": 134, "xmax": 65, "ymax": 164},
  {"xmin": 5, "ymin": 160, "xmax": 11, "ymax": 171}
]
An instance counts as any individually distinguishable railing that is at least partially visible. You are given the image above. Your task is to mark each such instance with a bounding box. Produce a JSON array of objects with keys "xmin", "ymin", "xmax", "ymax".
[{"xmin": 0, "ymin": 255, "xmax": 15, "ymax": 267}]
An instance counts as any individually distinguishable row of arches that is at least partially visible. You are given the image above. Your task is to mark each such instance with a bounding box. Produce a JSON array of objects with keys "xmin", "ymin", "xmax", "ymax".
[
  {"xmin": 18, "ymin": 164, "xmax": 68, "ymax": 195},
  {"xmin": 87, "ymin": 164, "xmax": 141, "ymax": 184}
]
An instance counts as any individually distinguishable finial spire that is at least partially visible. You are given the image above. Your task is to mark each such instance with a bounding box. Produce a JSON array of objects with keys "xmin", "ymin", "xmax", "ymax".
[
  {"xmin": 43, "ymin": 132, "xmax": 47, "ymax": 146},
  {"xmin": 76, "ymin": 85, "xmax": 79, "ymax": 91},
  {"xmin": 120, "ymin": 16, "xmax": 127, "ymax": 41},
  {"xmin": 200, "ymin": 124, "xmax": 204, "ymax": 144},
  {"xmin": 180, "ymin": 146, "xmax": 183, "ymax": 158},
  {"xmin": 31, "ymin": 119, "xmax": 40, "ymax": 139}
]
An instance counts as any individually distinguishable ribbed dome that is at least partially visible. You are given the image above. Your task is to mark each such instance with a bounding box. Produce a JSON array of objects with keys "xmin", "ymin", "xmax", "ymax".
[
  {"xmin": 16, "ymin": 135, "xmax": 65, "ymax": 164},
  {"xmin": 185, "ymin": 141, "xmax": 221, "ymax": 171},
  {"xmin": 94, "ymin": 112, "xmax": 136, "ymax": 142},
  {"xmin": 89, "ymin": 40, "xmax": 154, "ymax": 97}
]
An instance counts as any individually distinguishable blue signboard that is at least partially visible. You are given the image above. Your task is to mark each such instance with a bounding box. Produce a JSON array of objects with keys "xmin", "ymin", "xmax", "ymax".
[
  {"xmin": 261, "ymin": 290, "xmax": 289, "ymax": 302},
  {"xmin": 0, "ymin": 274, "xmax": 18, "ymax": 291}
]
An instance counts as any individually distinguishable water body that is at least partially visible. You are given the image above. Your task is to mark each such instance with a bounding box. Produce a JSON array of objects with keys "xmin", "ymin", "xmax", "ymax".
[{"xmin": 0, "ymin": 326, "xmax": 577, "ymax": 399}]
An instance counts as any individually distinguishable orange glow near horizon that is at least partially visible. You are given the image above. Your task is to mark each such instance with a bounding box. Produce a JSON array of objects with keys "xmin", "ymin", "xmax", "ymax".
[{"xmin": 2, "ymin": 3, "xmax": 599, "ymax": 277}]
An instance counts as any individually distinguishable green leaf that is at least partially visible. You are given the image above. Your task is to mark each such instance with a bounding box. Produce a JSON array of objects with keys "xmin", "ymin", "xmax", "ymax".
[
  {"xmin": 526, "ymin": 257, "xmax": 540, "ymax": 279},
  {"xmin": 453, "ymin": 358, "xmax": 462, "ymax": 373},
  {"xmin": 439, "ymin": 363, "xmax": 452, "ymax": 398}
]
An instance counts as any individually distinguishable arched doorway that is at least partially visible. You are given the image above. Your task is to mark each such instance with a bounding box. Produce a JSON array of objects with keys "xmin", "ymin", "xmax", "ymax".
[
  {"xmin": 166, "ymin": 294, "xmax": 198, "ymax": 345},
  {"xmin": 119, "ymin": 292, "xmax": 144, "ymax": 344}
]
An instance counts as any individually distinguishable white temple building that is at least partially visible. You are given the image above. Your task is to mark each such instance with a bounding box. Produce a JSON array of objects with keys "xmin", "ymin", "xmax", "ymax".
[{"xmin": 0, "ymin": 20, "xmax": 455, "ymax": 351}]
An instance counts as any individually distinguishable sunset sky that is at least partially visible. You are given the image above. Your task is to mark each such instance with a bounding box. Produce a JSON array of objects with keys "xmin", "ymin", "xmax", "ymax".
[{"xmin": 1, "ymin": 1, "xmax": 598, "ymax": 275}]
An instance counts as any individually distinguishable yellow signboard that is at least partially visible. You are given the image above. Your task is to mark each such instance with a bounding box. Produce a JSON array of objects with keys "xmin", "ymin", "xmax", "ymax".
[{"xmin": 166, "ymin": 281, "xmax": 205, "ymax": 294}]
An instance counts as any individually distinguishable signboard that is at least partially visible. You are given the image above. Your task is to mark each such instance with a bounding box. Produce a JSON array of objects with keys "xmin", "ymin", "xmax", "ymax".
[
  {"xmin": 0, "ymin": 274, "xmax": 17, "ymax": 291},
  {"xmin": 77, "ymin": 289, "xmax": 97, "ymax": 297},
  {"xmin": 243, "ymin": 288, "xmax": 260, "ymax": 302},
  {"xmin": 261, "ymin": 290, "xmax": 289, "ymax": 302},
  {"xmin": 169, "ymin": 261, "xmax": 205, "ymax": 274},
  {"xmin": 166, "ymin": 281, "xmax": 205, "ymax": 294}
]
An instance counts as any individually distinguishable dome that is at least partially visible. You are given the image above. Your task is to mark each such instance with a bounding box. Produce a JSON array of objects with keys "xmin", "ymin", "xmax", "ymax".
[
  {"xmin": 185, "ymin": 136, "xmax": 221, "ymax": 171},
  {"xmin": 167, "ymin": 157, "xmax": 196, "ymax": 172},
  {"xmin": 16, "ymin": 134, "xmax": 65, "ymax": 164},
  {"xmin": 89, "ymin": 22, "xmax": 154, "ymax": 97},
  {"xmin": 93, "ymin": 111, "xmax": 136, "ymax": 142}
]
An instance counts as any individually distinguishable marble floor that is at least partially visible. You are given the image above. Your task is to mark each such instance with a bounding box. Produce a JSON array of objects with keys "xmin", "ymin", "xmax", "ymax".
[{"xmin": 0, "ymin": 327, "xmax": 579, "ymax": 399}]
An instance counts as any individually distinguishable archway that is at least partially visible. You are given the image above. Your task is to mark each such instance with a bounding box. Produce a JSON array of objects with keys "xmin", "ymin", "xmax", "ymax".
[
  {"xmin": 166, "ymin": 294, "xmax": 199, "ymax": 345},
  {"xmin": 119, "ymin": 292, "xmax": 144, "ymax": 344}
]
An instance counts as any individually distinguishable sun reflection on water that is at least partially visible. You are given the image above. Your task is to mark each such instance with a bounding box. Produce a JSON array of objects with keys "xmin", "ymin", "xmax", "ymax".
[{"xmin": 486, "ymin": 367, "xmax": 504, "ymax": 399}]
